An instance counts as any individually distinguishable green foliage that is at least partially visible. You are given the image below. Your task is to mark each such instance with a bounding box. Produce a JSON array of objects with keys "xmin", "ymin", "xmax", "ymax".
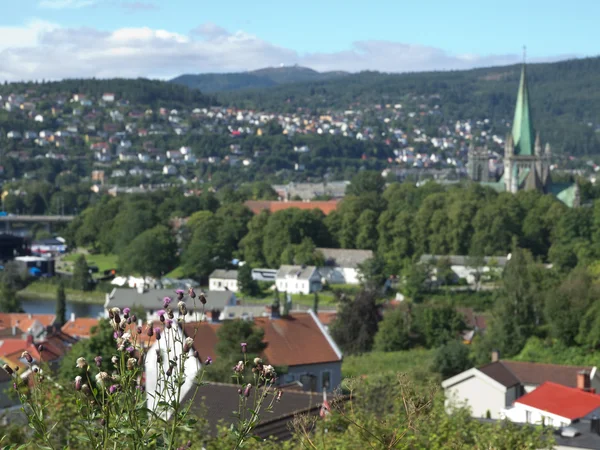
[
  {"xmin": 237, "ymin": 264, "xmax": 258, "ymax": 297},
  {"xmin": 373, "ymin": 306, "xmax": 412, "ymax": 352},
  {"xmin": 55, "ymin": 281, "xmax": 67, "ymax": 325},
  {"xmin": 330, "ymin": 290, "xmax": 381, "ymax": 355},
  {"xmin": 118, "ymin": 225, "xmax": 178, "ymax": 278},
  {"xmin": 346, "ymin": 170, "xmax": 386, "ymax": 197},
  {"xmin": 342, "ymin": 349, "xmax": 435, "ymax": 378},
  {"xmin": 72, "ymin": 254, "xmax": 92, "ymax": 291},
  {"xmin": 0, "ymin": 282, "xmax": 21, "ymax": 313},
  {"xmin": 433, "ymin": 340, "xmax": 472, "ymax": 379},
  {"xmin": 515, "ymin": 336, "xmax": 600, "ymax": 366},
  {"xmin": 414, "ymin": 304, "xmax": 466, "ymax": 348}
]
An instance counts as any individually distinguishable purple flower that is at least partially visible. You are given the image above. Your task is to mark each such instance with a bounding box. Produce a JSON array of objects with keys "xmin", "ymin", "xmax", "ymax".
[
  {"xmin": 75, "ymin": 376, "xmax": 82, "ymax": 391},
  {"xmin": 123, "ymin": 308, "xmax": 131, "ymax": 318},
  {"xmin": 146, "ymin": 326, "xmax": 153, "ymax": 337},
  {"xmin": 188, "ymin": 288, "xmax": 196, "ymax": 299},
  {"xmin": 131, "ymin": 314, "xmax": 137, "ymax": 323},
  {"xmin": 205, "ymin": 357, "xmax": 212, "ymax": 365},
  {"xmin": 175, "ymin": 289, "xmax": 185, "ymax": 301},
  {"xmin": 126, "ymin": 346, "xmax": 135, "ymax": 354},
  {"xmin": 136, "ymin": 326, "xmax": 142, "ymax": 334},
  {"xmin": 136, "ymin": 384, "xmax": 145, "ymax": 393},
  {"xmin": 157, "ymin": 310, "xmax": 166, "ymax": 322},
  {"xmin": 163, "ymin": 297, "xmax": 172, "ymax": 307},
  {"xmin": 243, "ymin": 383, "xmax": 252, "ymax": 397},
  {"xmin": 154, "ymin": 328, "xmax": 162, "ymax": 340},
  {"xmin": 109, "ymin": 385, "xmax": 119, "ymax": 394},
  {"xmin": 165, "ymin": 319, "xmax": 173, "ymax": 329},
  {"xmin": 94, "ymin": 356, "xmax": 103, "ymax": 367},
  {"xmin": 199, "ymin": 293, "xmax": 207, "ymax": 305},
  {"xmin": 241, "ymin": 342, "xmax": 247, "ymax": 353},
  {"xmin": 21, "ymin": 351, "xmax": 33, "ymax": 364}
]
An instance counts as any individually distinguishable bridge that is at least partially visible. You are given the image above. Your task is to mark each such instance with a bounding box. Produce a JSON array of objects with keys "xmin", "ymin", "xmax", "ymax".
[
  {"xmin": 0, "ymin": 215, "xmax": 76, "ymax": 235},
  {"xmin": 0, "ymin": 215, "xmax": 75, "ymax": 223}
]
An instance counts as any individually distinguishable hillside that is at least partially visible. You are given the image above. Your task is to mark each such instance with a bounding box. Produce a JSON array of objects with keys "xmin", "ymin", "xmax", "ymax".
[
  {"xmin": 0, "ymin": 78, "xmax": 218, "ymax": 108},
  {"xmin": 170, "ymin": 65, "xmax": 349, "ymax": 92},
  {"xmin": 216, "ymin": 57, "xmax": 600, "ymax": 155}
]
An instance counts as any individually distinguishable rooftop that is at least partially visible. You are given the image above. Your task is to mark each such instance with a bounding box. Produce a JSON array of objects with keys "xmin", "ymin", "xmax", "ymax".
[
  {"xmin": 244, "ymin": 200, "xmax": 340, "ymax": 216},
  {"xmin": 317, "ymin": 248, "xmax": 374, "ymax": 268},
  {"xmin": 516, "ymin": 382, "xmax": 600, "ymax": 420}
]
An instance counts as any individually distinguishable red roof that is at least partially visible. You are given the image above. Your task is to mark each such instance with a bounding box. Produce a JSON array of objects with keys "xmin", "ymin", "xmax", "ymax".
[
  {"xmin": 516, "ymin": 382, "xmax": 600, "ymax": 420},
  {"xmin": 244, "ymin": 200, "xmax": 340, "ymax": 216},
  {"xmin": 61, "ymin": 318, "xmax": 100, "ymax": 338},
  {"xmin": 0, "ymin": 313, "xmax": 56, "ymax": 329}
]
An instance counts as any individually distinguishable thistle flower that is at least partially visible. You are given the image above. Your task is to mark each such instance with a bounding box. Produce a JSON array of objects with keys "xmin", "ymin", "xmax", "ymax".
[
  {"xmin": 127, "ymin": 358, "xmax": 137, "ymax": 370},
  {"xmin": 253, "ymin": 357, "xmax": 263, "ymax": 365},
  {"xmin": 183, "ymin": 337, "xmax": 194, "ymax": 353},
  {"xmin": 198, "ymin": 292, "xmax": 207, "ymax": 305},
  {"xmin": 111, "ymin": 355, "xmax": 119, "ymax": 365},
  {"xmin": 131, "ymin": 314, "xmax": 137, "ymax": 323},
  {"xmin": 175, "ymin": 289, "xmax": 185, "ymax": 301},
  {"xmin": 94, "ymin": 356, "xmax": 103, "ymax": 367},
  {"xmin": 165, "ymin": 319, "xmax": 173, "ymax": 329},
  {"xmin": 82, "ymin": 384, "xmax": 91, "ymax": 396},
  {"xmin": 126, "ymin": 346, "xmax": 135, "ymax": 354},
  {"xmin": 2, "ymin": 364, "xmax": 13, "ymax": 375},
  {"xmin": 75, "ymin": 376, "xmax": 82, "ymax": 391},
  {"xmin": 95, "ymin": 371, "xmax": 110, "ymax": 387},
  {"xmin": 111, "ymin": 308, "xmax": 121, "ymax": 324},
  {"xmin": 163, "ymin": 296, "xmax": 172, "ymax": 307},
  {"xmin": 157, "ymin": 309, "xmax": 166, "ymax": 322},
  {"xmin": 123, "ymin": 307, "xmax": 130, "ymax": 318},
  {"xmin": 146, "ymin": 324, "xmax": 154, "ymax": 337},
  {"xmin": 233, "ymin": 360, "xmax": 245, "ymax": 373},
  {"xmin": 109, "ymin": 384, "xmax": 119, "ymax": 394},
  {"xmin": 167, "ymin": 308, "xmax": 175, "ymax": 319},
  {"xmin": 136, "ymin": 326, "xmax": 142, "ymax": 335},
  {"xmin": 205, "ymin": 357, "xmax": 212, "ymax": 365},
  {"xmin": 243, "ymin": 383, "xmax": 252, "ymax": 397},
  {"xmin": 166, "ymin": 366, "xmax": 173, "ymax": 377},
  {"xmin": 126, "ymin": 317, "xmax": 132, "ymax": 324},
  {"xmin": 276, "ymin": 389, "xmax": 283, "ymax": 402},
  {"xmin": 262, "ymin": 364, "xmax": 276, "ymax": 380},
  {"xmin": 76, "ymin": 357, "xmax": 87, "ymax": 369},
  {"xmin": 21, "ymin": 351, "xmax": 33, "ymax": 364},
  {"xmin": 178, "ymin": 301, "xmax": 187, "ymax": 316},
  {"xmin": 241, "ymin": 342, "xmax": 247, "ymax": 353},
  {"xmin": 154, "ymin": 328, "xmax": 162, "ymax": 340},
  {"xmin": 188, "ymin": 287, "xmax": 196, "ymax": 299}
]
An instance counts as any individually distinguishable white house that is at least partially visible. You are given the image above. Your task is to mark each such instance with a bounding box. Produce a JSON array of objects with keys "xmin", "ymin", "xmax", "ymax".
[
  {"xmin": 501, "ymin": 381, "xmax": 600, "ymax": 428},
  {"xmin": 208, "ymin": 269, "xmax": 238, "ymax": 292},
  {"xmin": 442, "ymin": 356, "xmax": 600, "ymax": 420},
  {"xmin": 275, "ymin": 265, "xmax": 321, "ymax": 295},
  {"xmin": 317, "ymin": 248, "xmax": 373, "ymax": 285},
  {"xmin": 420, "ymin": 254, "xmax": 509, "ymax": 285},
  {"xmin": 162, "ymin": 165, "xmax": 177, "ymax": 175}
]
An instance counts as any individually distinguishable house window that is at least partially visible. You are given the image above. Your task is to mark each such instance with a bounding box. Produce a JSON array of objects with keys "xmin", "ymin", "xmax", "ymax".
[
  {"xmin": 525, "ymin": 411, "xmax": 532, "ymax": 423},
  {"xmin": 321, "ymin": 371, "xmax": 331, "ymax": 391}
]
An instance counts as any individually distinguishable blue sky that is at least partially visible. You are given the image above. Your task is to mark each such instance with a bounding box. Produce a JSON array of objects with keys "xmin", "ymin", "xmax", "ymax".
[{"xmin": 0, "ymin": 0, "xmax": 597, "ymax": 81}]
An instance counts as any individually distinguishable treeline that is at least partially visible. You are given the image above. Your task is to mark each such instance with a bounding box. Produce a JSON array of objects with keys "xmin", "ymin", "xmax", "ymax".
[
  {"xmin": 67, "ymin": 171, "xmax": 600, "ymax": 281},
  {"xmin": 219, "ymin": 57, "xmax": 600, "ymax": 155}
]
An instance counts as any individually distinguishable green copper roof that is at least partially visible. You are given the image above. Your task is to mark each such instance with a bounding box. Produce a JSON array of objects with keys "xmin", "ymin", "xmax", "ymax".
[{"xmin": 511, "ymin": 65, "xmax": 535, "ymax": 156}]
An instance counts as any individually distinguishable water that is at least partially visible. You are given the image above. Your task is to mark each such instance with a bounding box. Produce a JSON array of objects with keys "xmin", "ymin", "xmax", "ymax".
[{"xmin": 19, "ymin": 297, "xmax": 104, "ymax": 318}]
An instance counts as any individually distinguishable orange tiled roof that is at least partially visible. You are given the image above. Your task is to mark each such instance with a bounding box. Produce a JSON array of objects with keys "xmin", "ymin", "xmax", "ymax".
[
  {"xmin": 61, "ymin": 318, "xmax": 100, "ymax": 338},
  {"xmin": 317, "ymin": 312, "xmax": 337, "ymax": 327},
  {"xmin": 516, "ymin": 382, "xmax": 600, "ymax": 420},
  {"xmin": 0, "ymin": 313, "xmax": 56, "ymax": 329},
  {"xmin": 244, "ymin": 200, "xmax": 340, "ymax": 216}
]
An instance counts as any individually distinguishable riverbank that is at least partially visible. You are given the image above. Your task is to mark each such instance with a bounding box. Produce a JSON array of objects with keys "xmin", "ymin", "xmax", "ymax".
[{"xmin": 18, "ymin": 281, "xmax": 106, "ymax": 305}]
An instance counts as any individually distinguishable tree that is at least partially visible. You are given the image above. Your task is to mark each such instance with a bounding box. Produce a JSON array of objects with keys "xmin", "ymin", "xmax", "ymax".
[
  {"xmin": 330, "ymin": 290, "xmax": 381, "ymax": 354},
  {"xmin": 237, "ymin": 264, "xmax": 258, "ymax": 297},
  {"xmin": 433, "ymin": 340, "xmax": 472, "ymax": 379},
  {"xmin": 119, "ymin": 225, "xmax": 177, "ymax": 278},
  {"xmin": 413, "ymin": 305, "xmax": 465, "ymax": 349},
  {"xmin": 373, "ymin": 305, "xmax": 412, "ymax": 352},
  {"xmin": 0, "ymin": 282, "xmax": 21, "ymax": 313},
  {"xmin": 346, "ymin": 171, "xmax": 386, "ymax": 197},
  {"xmin": 72, "ymin": 254, "xmax": 91, "ymax": 291},
  {"xmin": 55, "ymin": 281, "xmax": 67, "ymax": 325},
  {"xmin": 357, "ymin": 255, "xmax": 387, "ymax": 290}
]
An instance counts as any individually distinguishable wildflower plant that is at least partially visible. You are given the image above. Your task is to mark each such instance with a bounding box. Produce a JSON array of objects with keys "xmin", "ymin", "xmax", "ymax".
[{"xmin": 1, "ymin": 287, "xmax": 283, "ymax": 449}]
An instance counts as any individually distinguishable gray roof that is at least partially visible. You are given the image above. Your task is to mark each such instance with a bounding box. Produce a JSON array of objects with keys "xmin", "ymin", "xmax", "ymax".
[
  {"xmin": 276, "ymin": 265, "xmax": 318, "ymax": 281},
  {"xmin": 209, "ymin": 269, "xmax": 238, "ymax": 280},
  {"xmin": 419, "ymin": 254, "xmax": 509, "ymax": 267},
  {"xmin": 106, "ymin": 288, "xmax": 236, "ymax": 311},
  {"xmin": 317, "ymin": 248, "xmax": 374, "ymax": 269}
]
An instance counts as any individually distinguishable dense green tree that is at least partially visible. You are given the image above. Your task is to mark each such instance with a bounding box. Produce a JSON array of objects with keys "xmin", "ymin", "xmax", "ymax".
[
  {"xmin": 55, "ymin": 281, "xmax": 67, "ymax": 325},
  {"xmin": 0, "ymin": 282, "xmax": 21, "ymax": 313},
  {"xmin": 346, "ymin": 171, "xmax": 386, "ymax": 196},
  {"xmin": 357, "ymin": 255, "xmax": 387, "ymax": 291},
  {"xmin": 330, "ymin": 290, "xmax": 381, "ymax": 354},
  {"xmin": 237, "ymin": 264, "xmax": 258, "ymax": 297},
  {"xmin": 72, "ymin": 254, "xmax": 92, "ymax": 292},
  {"xmin": 413, "ymin": 305, "xmax": 465, "ymax": 348},
  {"xmin": 119, "ymin": 225, "xmax": 178, "ymax": 278},
  {"xmin": 373, "ymin": 306, "xmax": 412, "ymax": 352},
  {"xmin": 433, "ymin": 340, "xmax": 472, "ymax": 379}
]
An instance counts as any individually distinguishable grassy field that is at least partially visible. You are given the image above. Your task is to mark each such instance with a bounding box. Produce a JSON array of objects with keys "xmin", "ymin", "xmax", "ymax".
[
  {"xmin": 342, "ymin": 349, "xmax": 435, "ymax": 379},
  {"xmin": 63, "ymin": 253, "xmax": 119, "ymax": 273},
  {"xmin": 164, "ymin": 266, "xmax": 186, "ymax": 279},
  {"xmin": 19, "ymin": 280, "xmax": 106, "ymax": 304}
]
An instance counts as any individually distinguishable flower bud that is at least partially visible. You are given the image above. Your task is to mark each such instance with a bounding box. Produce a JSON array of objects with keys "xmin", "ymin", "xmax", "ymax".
[
  {"xmin": 243, "ymin": 383, "xmax": 252, "ymax": 398},
  {"xmin": 94, "ymin": 356, "xmax": 103, "ymax": 367},
  {"xmin": 76, "ymin": 357, "xmax": 87, "ymax": 369},
  {"xmin": 178, "ymin": 301, "xmax": 187, "ymax": 316},
  {"xmin": 183, "ymin": 337, "xmax": 194, "ymax": 353},
  {"xmin": 75, "ymin": 376, "xmax": 82, "ymax": 391},
  {"xmin": 21, "ymin": 351, "xmax": 33, "ymax": 364},
  {"xmin": 2, "ymin": 364, "xmax": 13, "ymax": 375},
  {"xmin": 176, "ymin": 289, "xmax": 185, "ymax": 301}
]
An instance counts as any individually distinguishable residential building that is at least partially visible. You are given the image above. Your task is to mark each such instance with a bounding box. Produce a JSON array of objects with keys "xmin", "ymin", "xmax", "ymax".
[
  {"xmin": 244, "ymin": 200, "xmax": 340, "ymax": 216},
  {"xmin": 442, "ymin": 356, "xmax": 600, "ymax": 420},
  {"xmin": 317, "ymin": 248, "xmax": 373, "ymax": 285},
  {"xmin": 104, "ymin": 287, "xmax": 237, "ymax": 321},
  {"xmin": 208, "ymin": 269, "xmax": 239, "ymax": 292},
  {"xmin": 251, "ymin": 268, "xmax": 277, "ymax": 282},
  {"xmin": 419, "ymin": 254, "xmax": 508, "ymax": 285},
  {"xmin": 276, "ymin": 265, "xmax": 321, "ymax": 295},
  {"xmin": 61, "ymin": 315, "xmax": 100, "ymax": 339}
]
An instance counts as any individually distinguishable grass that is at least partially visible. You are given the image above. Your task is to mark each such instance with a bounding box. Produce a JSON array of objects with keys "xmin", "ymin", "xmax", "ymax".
[
  {"xmin": 19, "ymin": 280, "xmax": 106, "ymax": 304},
  {"xmin": 62, "ymin": 253, "xmax": 119, "ymax": 273},
  {"xmin": 164, "ymin": 266, "xmax": 186, "ymax": 279},
  {"xmin": 342, "ymin": 349, "xmax": 435, "ymax": 379},
  {"xmin": 241, "ymin": 290, "xmax": 339, "ymax": 307}
]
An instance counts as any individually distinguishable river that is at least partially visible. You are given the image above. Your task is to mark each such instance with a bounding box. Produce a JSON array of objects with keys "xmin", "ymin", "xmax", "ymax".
[{"xmin": 19, "ymin": 297, "xmax": 104, "ymax": 318}]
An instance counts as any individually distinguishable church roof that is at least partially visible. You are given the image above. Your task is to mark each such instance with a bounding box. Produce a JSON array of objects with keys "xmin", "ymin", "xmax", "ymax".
[{"xmin": 512, "ymin": 65, "xmax": 535, "ymax": 156}]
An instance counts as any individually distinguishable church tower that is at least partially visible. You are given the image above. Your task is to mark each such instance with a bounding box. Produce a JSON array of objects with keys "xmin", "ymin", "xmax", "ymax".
[{"xmin": 503, "ymin": 64, "xmax": 547, "ymax": 193}]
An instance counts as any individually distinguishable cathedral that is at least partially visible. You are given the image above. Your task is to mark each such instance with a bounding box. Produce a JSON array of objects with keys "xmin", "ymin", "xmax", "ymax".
[{"xmin": 467, "ymin": 64, "xmax": 580, "ymax": 208}]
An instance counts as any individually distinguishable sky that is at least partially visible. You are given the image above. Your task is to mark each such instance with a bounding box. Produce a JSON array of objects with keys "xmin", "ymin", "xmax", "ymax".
[{"xmin": 0, "ymin": 0, "xmax": 597, "ymax": 81}]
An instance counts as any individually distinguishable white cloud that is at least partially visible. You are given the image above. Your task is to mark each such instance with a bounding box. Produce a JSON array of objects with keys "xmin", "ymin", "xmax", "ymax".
[
  {"xmin": 0, "ymin": 22, "xmax": 579, "ymax": 82},
  {"xmin": 38, "ymin": 0, "xmax": 97, "ymax": 9}
]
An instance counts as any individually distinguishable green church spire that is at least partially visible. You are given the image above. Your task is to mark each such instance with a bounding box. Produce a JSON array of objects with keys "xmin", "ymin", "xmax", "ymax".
[{"xmin": 511, "ymin": 64, "xmax": 535, "ymax": 156}]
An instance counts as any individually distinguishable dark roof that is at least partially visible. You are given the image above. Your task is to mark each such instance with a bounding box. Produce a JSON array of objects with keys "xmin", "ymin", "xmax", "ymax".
[
  {"xmin": 419, "ymin": 254, "xmax": 508, "ymax": 267},
  {"xmin": 184, "ymin": 382, "xmax": 324, "ymax": 439},
  {"xmin": 209, "ymin": 269, "xmax": 238, "ymax": 280},
  {"xmin": 554, "ymin": 419, "xmax": 600, "ymax": 450},
  {"xmin": 478, "ymin": 362, "xmax": 520, "ymax": 388},
  {"xmin": 107, "ymin": 288, "xmax": 235, "ymax": 311},
  {"xmin": 316, "ymin": 248, "xmax": 373, "ymax": 268},
  {"xmin": 0, "ymin": 368, "xmax": 11, "ymax": 383},
  {"xmin": 500, "ymin": 360, "xmax": 594, "ymax": 388}
]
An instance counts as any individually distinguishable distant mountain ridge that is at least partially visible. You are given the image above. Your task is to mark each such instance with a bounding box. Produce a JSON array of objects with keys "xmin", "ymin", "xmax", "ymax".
[{"xmin": 170, "ymin": 65, "xmax": 349, "ymax": 93}]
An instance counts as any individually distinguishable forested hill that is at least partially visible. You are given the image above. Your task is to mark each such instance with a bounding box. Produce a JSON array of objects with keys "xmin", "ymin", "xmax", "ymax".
[
  {"xmin": 170, "ymin": 65, "xmax": 349, "ymax": 92},
  {"xmin": 215, "ymin": 57, "xmax": 600, "ymax": 155},
  {"xmin": 0, "ymin": 78, "xmax": 218, "ymax": 108}
]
